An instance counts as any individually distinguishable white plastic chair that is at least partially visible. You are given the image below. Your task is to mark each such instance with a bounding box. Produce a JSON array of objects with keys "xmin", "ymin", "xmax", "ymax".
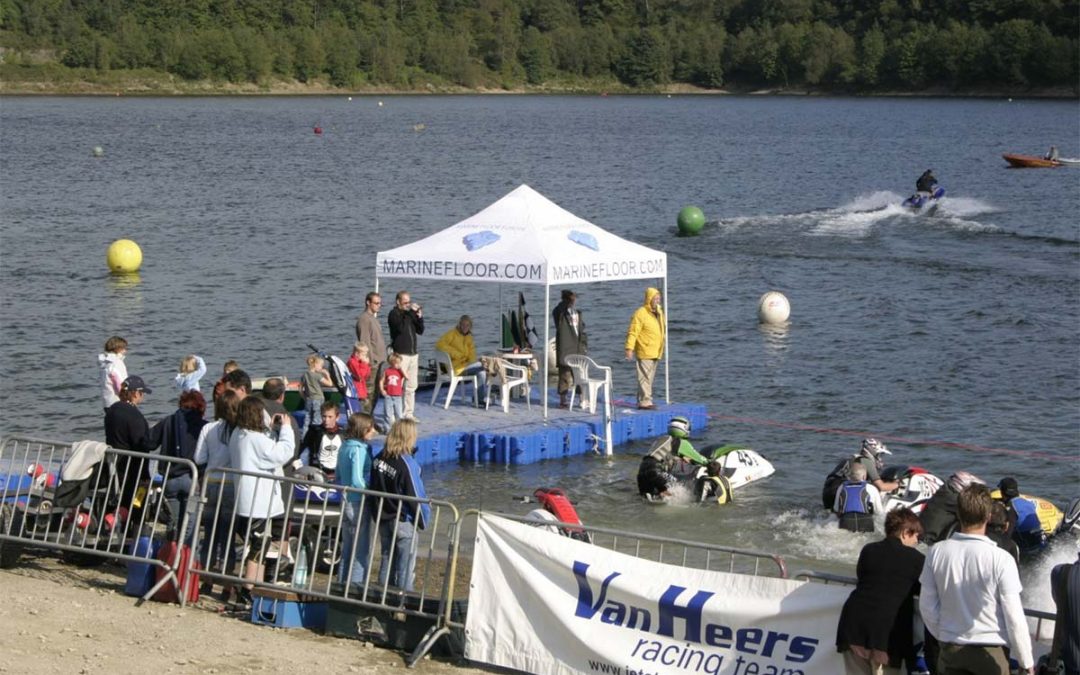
[
  {"xmin": 430, "ymin": 350, "xmax": 478, "ymax": 409},
  {"xmin": 485, "ymin": 360, "xmax": 532, "ymax": 413},
  {"xmin": 564, "ymin": 355, "xmax": 612, "ymax": 413}
]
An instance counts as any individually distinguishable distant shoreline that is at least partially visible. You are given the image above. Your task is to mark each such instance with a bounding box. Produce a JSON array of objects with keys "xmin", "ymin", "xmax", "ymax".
[{"xmin": 1, "ymin": 71, "xmax": 1076, "ymax": 99}]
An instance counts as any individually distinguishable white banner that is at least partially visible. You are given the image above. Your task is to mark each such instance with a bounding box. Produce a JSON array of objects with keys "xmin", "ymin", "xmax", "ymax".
[{"xmin": 465, "ymin": 514, "xmax": 850, "ymax": 675}]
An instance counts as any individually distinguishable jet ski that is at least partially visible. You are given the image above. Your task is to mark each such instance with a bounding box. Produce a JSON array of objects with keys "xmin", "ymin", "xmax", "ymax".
[
  {"xmin": 685, "ymin": 444, "xmax": 776, "ymax": 504},
  {"xmin": 902, "ymin": 185, "xmax": 945, "ymax": 212},
  {"xmin": 522, "ymin": 488, "xmax": 591, "ymax": 542},
  {"xmin": 990, "ymin": 489, "xmax": 1079, "ymax": 555},
  {"xmin": 880, "ymin": 465, "xmax": 943, "ymax": 514}
]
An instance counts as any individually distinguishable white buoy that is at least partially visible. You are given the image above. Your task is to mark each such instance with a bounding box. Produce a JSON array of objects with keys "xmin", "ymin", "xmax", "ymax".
[
  {"xmin": 92, "ymin": 146, "xmax": 104, "ymax": 157},
  {"xmin": 758, "ymin": 291, "xmax": 790, "ymax": 324},
  {"xmin": 348, "ymin": 96, "xmax": 353, "ymax": 101},
  {"xmin": 378, "ymin": 100, "xmax": 384, "ymax": 107}
]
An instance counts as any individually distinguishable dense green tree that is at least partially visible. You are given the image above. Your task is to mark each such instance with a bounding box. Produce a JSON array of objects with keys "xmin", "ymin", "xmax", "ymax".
[
  {"xmin": 615, "ymin": 26, "xmax": 670, "ymax": 85},
  {"xmin": 292, "ymin": 27, "xmax": 326, "ymax": 81},
  {"xmin": 1, "ymin": 0, "xmax": 1075, "ymax": 91},
  {"xmin": 857, "ymin": 24, "xmax": 886, "ymax": 85},
  {"xmin": 519, "ymin": 25, "xmax": 554, "ymax": 82}
]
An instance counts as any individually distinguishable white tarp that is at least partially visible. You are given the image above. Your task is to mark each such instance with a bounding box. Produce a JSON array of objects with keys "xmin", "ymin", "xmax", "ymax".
[
  {"xmin": 375, "ymin": 185, "xmax": 667, "ymax": 286},
  {"xmin": 465, "ymin": 514, "xmax": 850, "ymax": 675}
]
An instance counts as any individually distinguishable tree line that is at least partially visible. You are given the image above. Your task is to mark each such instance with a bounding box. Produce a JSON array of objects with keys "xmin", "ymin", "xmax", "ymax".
[{"xmin": 1, "ymin": 0, "xmax": 1076, "ymax": 90}]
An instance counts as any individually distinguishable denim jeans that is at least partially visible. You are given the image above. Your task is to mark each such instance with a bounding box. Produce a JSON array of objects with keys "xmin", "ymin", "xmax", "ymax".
[
  {"xmin": 339, "ymin": 500, "xmax": 372, "ymax": 586},
  {"xmin": 461, "ymin": 362, "xmax": 488, "ymax": 396},
  {"xmin": 383, "ymin": 395, "xmax": 404, "ymax": 430},
  {"xmin": 304, "ymin": 398, "xmax": 324, "ymax": 436},
  {"xmin": 377, "ymin": 518, "xmax": 416, "ymax": 591},
  {"xmin": 163, "ymin": 473, "xmax": 194, "ymax": 543}
]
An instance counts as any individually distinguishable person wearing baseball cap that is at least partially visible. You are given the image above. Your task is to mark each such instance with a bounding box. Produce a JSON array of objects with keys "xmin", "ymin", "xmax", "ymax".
[{"xmin": 104, "ymin": 374, "xmax": 156, "ymax": 504}]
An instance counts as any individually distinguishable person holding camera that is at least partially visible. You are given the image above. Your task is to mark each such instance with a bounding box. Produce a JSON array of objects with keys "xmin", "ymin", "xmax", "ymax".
[
  {"xmin": 228, "ymin": 397, "xmax": 295, "ymax": 603},
  {"xmin": 387, "ymin": 290, "xmax": 425, "ymax": 421}
]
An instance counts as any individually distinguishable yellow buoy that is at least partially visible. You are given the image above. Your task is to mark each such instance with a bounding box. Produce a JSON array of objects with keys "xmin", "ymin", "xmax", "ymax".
[{"xmin": 107, "ymin": 239, "xmax": 143, "ymax": 273}]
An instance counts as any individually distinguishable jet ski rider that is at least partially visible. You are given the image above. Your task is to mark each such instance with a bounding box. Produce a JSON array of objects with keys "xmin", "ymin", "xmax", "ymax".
[
  {"xmin": 915, "ymin": 169, "xmax": 937, "ymax": 193},
  {"xmin": 637, "ymin": 416, "xmax": 708, "ymax": 499}
]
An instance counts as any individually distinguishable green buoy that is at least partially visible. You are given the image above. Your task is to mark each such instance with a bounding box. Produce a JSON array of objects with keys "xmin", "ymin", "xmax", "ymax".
[{"xmin": 677, "ymin": 206, "xmax": 705, "ymax": 236}]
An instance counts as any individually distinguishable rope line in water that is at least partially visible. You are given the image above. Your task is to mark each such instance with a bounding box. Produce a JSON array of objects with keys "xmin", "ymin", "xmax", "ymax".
[{"xmin": 705, "ymin": 413, "xmax": 1070, "ymax": 463}]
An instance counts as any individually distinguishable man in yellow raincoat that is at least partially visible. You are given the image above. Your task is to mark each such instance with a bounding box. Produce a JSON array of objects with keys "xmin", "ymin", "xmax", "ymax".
[{"xmin": 624, "ymin": 287, "xmax": 664, "ymax": 410}]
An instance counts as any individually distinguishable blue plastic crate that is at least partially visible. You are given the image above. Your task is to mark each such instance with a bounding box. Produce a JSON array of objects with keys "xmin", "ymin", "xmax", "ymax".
[
  {"xmin": 251, "ymin": 590, "xmax": 327, "ymax": 630},
  {"xmin": 469, "ymin": 432, "xmax": 503, "ymax": 464},
  {"xmin": 565, "ymin": 424, "xmax": 591, "ymax": 456}
]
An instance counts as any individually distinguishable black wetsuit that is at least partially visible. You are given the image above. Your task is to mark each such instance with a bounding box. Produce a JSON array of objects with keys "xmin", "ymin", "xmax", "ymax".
[
  {"xmin": 916, "ymin": 172, "xmax": 936, "ymax": 193},
  {"xmin": 919, "ymin": 486, "xmax": 959, "ymax": 545}
]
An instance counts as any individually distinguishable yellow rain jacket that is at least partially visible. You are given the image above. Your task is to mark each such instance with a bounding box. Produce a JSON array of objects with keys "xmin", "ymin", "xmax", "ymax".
[
  {"xmin": 435, "ymin": 328, "xmax": 477, "ymax": 374},
  {"xmin": 625, "ymin": 287, "xmax": 665, "ymax": 359}
]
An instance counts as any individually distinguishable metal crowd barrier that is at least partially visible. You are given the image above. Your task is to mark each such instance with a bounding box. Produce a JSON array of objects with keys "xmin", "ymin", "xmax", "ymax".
[
  {"xmin": 0, "ymin": 435, "xmax": 200, "ymax": 606},
  {"xmin": 191, "ymin": 466, "xmax": 460, "ymax": 666},
  {"xmin": 454, "ymin": 510, "xmax": 788, "ymax": 578},
  {"xmin": 793, "ymin": 570, "xmax": 1059, "ymax": 642}
]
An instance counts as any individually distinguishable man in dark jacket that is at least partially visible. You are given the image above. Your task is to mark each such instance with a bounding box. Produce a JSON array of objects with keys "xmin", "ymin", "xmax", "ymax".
[
  {"xmin": 920, "ymin": 471, "xmax": 984, "ymax": 545},
  {"xmin": 387, "ymin": 290, "xmax": 424, "ymax": 421},
  {"xmin": 1051, "ymin": 549, "xmax": 1080, "ymax": 675},
  {"xmin": 552, "ymin": 289, "xmax": 588, "ymax": 409},
  {"xmin": 104, "ymin": 375, "xmax": 155, "ymax": 506}
]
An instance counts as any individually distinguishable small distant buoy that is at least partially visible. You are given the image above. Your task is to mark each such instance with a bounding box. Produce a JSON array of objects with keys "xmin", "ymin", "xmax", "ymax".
[
  {"xmin": 92, "ymin": 146, "xmax": 104, "ymax": 157},
  {"xmin": 413, "ymin": 123, "xmax": 426, "ymax": 132},
  {"xmin": 676, "ymin": 206, "xmax": 706, "ymax": 236},
  {"xmin": 378, "ymin": 101, "xmax": 384, "ymax": 107},
  {"xmin": 347, "ymin": 96, "xmax": 353, "ymax": 102},
  {"xmin": 107, "ymin": 239, "xmax": 143, "ymax": 274},
  {"xmin": 667, "ymin": 94, "xmax": 672, "ymax": 99},
  {"xmin": 313, "ymin": 126, "xmax": 323, "ymax": 135},
  {"xmin": 758, "ymin": 291, "xmax": 791, "ymax": 325},
  {"xmin": 1008, "ymin": 98, "xmax": 1012, "ymax": 102}
]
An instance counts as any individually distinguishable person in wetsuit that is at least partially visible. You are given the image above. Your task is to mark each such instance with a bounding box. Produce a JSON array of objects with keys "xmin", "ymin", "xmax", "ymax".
[
  {"xmin": 636, "ymin": 416, "xmax": 708, "ymax": 499},
  {"xmin": 915, "ymin": 170, "xmax": 937, "ymax": 193}
]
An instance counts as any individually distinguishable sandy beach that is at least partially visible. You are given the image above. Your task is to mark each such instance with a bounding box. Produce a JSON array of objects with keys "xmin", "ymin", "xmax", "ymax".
[{"xmin": 0, "ymin": 558, "xmax": 487, "ymax": 674}]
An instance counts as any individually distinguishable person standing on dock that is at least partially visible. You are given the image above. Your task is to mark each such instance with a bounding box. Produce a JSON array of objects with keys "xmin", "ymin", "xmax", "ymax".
[
  {"xmin": 553, "ymin": 290, "xmax": 588, "ymax": 409},
  {"xmin": 624, "ymin": 287, "xmax": 664, "ymax": 410},
  {"xmin": 355, "ymin": 292, "xmax": 387, "ymax": 415},
  {"xmin": 387, "ymin": 290, "xmax": 424, "ymax": 421}
]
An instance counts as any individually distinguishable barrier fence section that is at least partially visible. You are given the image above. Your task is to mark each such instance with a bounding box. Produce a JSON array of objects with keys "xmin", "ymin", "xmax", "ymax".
[
  {"xmin": 0, "ymin": 435, "xmax": 200, "ymax": 606},
  {"xmin": 793, "ymin": 570, "xmax": 1059, "ymax": 643},
  {"xmin": 192, "ymin": 466, "xmax": 461, "ymax": 666},
  {"xmin": 441, "ymin": 509, "xmax": 790, "ymax": 635}
]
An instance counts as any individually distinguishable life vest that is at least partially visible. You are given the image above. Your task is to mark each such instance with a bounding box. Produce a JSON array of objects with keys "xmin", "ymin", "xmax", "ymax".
[
  {"xmin": 837, "ymin": 481, "xmax": 872, "ymax": 515},
  {"xmin": 698, "ymin": 475, "xmax": 733, "ymax": 505},
  {"xmin": 534, "ymin": 488, "xmax": 590, "ymax": 542}
]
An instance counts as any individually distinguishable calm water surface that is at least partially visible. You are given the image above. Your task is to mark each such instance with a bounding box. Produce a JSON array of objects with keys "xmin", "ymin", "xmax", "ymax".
[{"xmin": 1, "ymin": 95, "xmax": 1078, "ymax": 607}]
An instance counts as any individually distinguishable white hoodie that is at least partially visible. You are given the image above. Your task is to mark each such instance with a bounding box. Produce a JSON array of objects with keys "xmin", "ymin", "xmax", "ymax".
[{"xmin": 98, "ymin": 352, "xmax": 127, "ymax": 409}]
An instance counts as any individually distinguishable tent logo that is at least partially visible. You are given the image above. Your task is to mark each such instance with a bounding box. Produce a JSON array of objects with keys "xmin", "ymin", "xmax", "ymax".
[
  {"xmin": 462, "ymin": 230, "xmax": 500, "ymax": 251},
  {"xmin": 568, "ymin": 230, "xmax": 599, "ymax": 251}
]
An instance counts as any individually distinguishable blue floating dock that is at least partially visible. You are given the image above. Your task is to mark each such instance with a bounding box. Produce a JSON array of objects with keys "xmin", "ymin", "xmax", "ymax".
[{"xmin": 352, "ymin": 388, "xmax": 707, "ymax": 467}]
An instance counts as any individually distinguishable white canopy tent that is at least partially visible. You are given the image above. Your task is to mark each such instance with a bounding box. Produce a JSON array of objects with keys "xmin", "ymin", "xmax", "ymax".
[{"xmin": 374, "ymin": 184, "xmax": 669, "ymax": 454}]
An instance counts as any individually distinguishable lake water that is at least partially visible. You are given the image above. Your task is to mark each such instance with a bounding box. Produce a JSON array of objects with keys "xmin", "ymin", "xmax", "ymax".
[{"xmin": 1, "ymin": 95, "xmax": 1078, "ymax": 609}]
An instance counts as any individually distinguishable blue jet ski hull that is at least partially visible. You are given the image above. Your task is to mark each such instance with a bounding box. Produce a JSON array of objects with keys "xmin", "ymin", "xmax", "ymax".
[{"xmin": 902, "ymin": 186, "xmax": 945, "ymax": 210}]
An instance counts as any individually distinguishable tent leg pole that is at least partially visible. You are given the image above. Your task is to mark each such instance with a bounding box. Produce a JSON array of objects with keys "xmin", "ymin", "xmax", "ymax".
[
  {"xmin": 543, "ymin": 286, "xmax": 550, "ymax": 420},
  {"xmin": 663, "ymin": 275, "xmax": 670, "ymax": 404}
]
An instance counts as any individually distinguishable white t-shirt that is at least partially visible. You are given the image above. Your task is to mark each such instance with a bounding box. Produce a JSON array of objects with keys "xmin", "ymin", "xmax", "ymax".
[{"xmin": 919, "ymin": 532, "xmax": 1033, "ymax": 668}]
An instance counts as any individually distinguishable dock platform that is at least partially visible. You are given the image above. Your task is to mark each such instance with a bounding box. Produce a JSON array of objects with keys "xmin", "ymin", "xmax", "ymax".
[{"xmin": 358, "ymin": 389, "xmax": 707, "ymax": 466}]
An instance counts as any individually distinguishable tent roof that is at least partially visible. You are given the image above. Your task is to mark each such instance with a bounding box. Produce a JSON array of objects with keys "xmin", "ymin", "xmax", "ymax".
[{"xmin": 375, "ymin": 184, "xmax": 667, "ymax": 286}]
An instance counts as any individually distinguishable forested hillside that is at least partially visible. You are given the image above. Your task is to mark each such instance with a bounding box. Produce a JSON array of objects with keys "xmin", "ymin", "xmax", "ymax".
[{"xmin": 1, "ymin": 0, "xmax": 1076, "ymax": 91}]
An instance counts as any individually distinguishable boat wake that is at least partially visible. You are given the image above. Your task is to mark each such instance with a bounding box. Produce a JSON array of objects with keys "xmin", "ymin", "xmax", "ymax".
[{"xmin": 708, "ymin": 192, "xmax": 1001, "ymax": 239}]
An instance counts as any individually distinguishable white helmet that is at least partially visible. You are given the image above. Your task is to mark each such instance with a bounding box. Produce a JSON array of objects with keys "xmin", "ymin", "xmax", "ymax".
[{"xmin": 947, "ymin": 470, "xmax": 985, "ymax": 493}]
